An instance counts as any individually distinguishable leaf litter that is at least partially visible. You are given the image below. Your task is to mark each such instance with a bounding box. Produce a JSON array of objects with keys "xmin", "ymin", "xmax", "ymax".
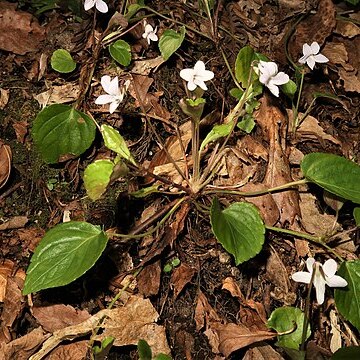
[{"xmin": 0, "ymin": 0, "xmax": 359, "ymax": 358}]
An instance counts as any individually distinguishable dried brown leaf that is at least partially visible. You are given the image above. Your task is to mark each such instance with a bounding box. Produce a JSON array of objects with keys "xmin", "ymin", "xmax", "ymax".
[
  {"xmin": 255, "ymin": 96, "xmax": 301, "ymax": 226},
  {"xmin": 288, "ymin": 0, "xmax": 336, "ymax": 61},
  {"xmin": 34, "ymin": 83, "xmax": 80, "ymax": 108},
  {"xmin": 209, "ymin": 323, "xmax": 276, "ymax": 357},
  {"xmin": 32, "ymin": 305, "xmax": 91, "ymax": 333},
  {"xmin": 0, "ymin": 327, "xmax": 47, "ymax": 360},
  {"xmin": 0, "ymin": 1, "xmax": 46, "ymax": 55},
  {"xmin": 45, "ymin": 341, "xmax": 88, "ymax": 360},
  {"xmin": 137, "ymin": 260, "xmax": 161, "ymax": 297},
  {"xmin": 170, "ymin": 263, "xmax": 196, "ymax": 299},
  {"xmin": 335, "ymin": 20, "xmax": 360, "ymax": 38},
  {"xmin": 131, "ymin": 56, "xmax": 165, "ymax": 76},
  {"xmin": 0, "ymin": 141, "xmax": 12, "ymax": 190},
  {"xmin": 0, "ymin": 216, "xmax": 28, "ymax": 231},
  {"xmin": 94, "ymin": 296, "xmax": 170, "ymax": 356},
  {"xmin": 0, "ymin": 89, "xmax": 9, "ymax": 110},
  {"xmin": 195, "ymin": 291, "xmax": 221, "ymax": 331},
  {"xmin": 243, "ymin": 342, "xmax": 285, "ymax": 360},
  {"xmin": 12, "ymin": 120, "xmax": 29, "ymax": 144}
]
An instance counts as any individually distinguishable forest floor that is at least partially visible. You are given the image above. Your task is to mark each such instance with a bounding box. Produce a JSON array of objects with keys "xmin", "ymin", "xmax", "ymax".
[{"xmin": 0, "ymin": 0, "xmax": 359, "ymax": 359}]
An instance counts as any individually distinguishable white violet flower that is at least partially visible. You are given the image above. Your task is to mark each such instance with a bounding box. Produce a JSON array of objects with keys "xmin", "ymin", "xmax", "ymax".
[
  {"xmin": 257, "ymin": 60, "xmax": 289, "ymax": 97},
  {"xmin": 292, "ymin": 258, "xmax": 347, "ymax": 305},
  {"xmin": 84, "ymin": 0, "xmax": 108, "ymax": 13},
  {"xmin": 142, "ymin": 23, "xmax": 158, "ymax": 45},
  {"xmin": 95, "ymin": 76, "xmax": 130, "ymax": 114},
  {"xmin": 299, "ymin": 42, "xmax": 329, "ymax": 70},
  {"xmin": 180, "ymin": 60, "xmax": 214, "ymax": 91}
]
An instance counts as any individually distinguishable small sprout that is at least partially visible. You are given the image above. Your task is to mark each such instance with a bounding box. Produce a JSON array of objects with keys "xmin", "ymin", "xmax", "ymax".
[
  {"xmin": 84, "ymin": 0, "xmax": 108, "ymax": 13},
  {"xmin": 299, "ymin": 42, "xmax": 329, "ymax": 70},
  {"xmin": 142, "ymin": 22, "xmax": 158, "ymax": 45},
  {"xmin": 292, "ymin": 257, "xmax": 347, "ymax": 305},
  {"xmin": 95, "ymin": 76, "xmax": 130, "ymax": 114},
  {"xmin": 180, "ymin": 60, "xmax": 214, "ymax": 91},
  {"xmin": 257, "ymin": 60, "xmax": 289, "ymax": 97}
]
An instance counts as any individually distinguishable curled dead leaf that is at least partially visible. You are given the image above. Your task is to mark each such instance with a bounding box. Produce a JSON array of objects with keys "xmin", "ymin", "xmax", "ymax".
[{"xmin": 0, "ymin": 141, "xmax": 12, "ymax": 190}]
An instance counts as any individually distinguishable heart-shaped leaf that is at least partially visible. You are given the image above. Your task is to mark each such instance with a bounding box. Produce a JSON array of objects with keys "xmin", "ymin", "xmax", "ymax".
[
  {"xmin": 32, "ymin": 104, "xmax": 96, "ymax": 164},
  {"xmin": 109, "ymin": 40, "xmax": 131, "ymax": 67},
  {"xmin": 100, "ymin": 124, "xmax": 136, "ymax": 165},
  {"xmin": 235, "ymin": 46, "xmax": 255, "ymax": 88},
  {"xmin": 51, "ymin": 49, "xmax": 76, "ymax": 73},
  {"xmin": 334, "ymin": 260, "xmax": 360, "ymax": 330},
  {"xmin": 210, "ymin": 198, "xmax": 265, "ymax": 265},
  {"xmin": 23, "ymin": 221, "xmax": 108, "ymax": 294},
  {"xmin": 354, "ymin": 208, "xmax": 360, "ymax": 227},
  {"xmin": 301, "ymin": 153, "xmax": 360, "ymax": 204},
  {"xmin": 84, "ymin": 159, "xmax": 114, "ymax": 200},
  {"xmin": 267, "ymin": 307, "xmax": 311, "ymax": 350},
  {"xmin": 159, "ymin": 26, "xmax": 186, "ymax": 61}
]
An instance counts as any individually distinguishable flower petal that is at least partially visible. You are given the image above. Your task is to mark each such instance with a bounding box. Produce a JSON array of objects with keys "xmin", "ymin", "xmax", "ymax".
[
  {"xmin": 310, "ymin": 42, "xmax": 320, "ymax": 55},
  {"xmin": 261, "ymin": 61, "xmax": 278, "ymax": 77},
  {"xmin": 299, "ymin": 56, "xmax": 307, "ymax": 64},
  {"xmin": 96, "ymin": 0, "xmax": 108, "ymax": 13},
  {"xmin": 292, "ymin": 271, "xmax": 312, "ymax": 284},
  {"xmin": 313, "ymin": 54, "xmax": 329, "ymax": 63},
  {"xmin": 306, "ymin": 258, "xmax": 316, "ymax": 273},
  {"xmin": 266, "ymin": 83, "xmax": 279, "ymax": 97},
  {"xmin": 326, "ymin": 275, "xmax": 348, "ymax": 288},
  {"xmin": 307, "ymin": 57, "xmax": 316, "ymax": 70},
  {"xmin": 148, "ymin": 32, "xmax": 158, "ymax": 42},
  {"xmin": 323, "ymin": 259, "xmax": 337, "ymax": 277},
  {"xmin": 95, "ymin": 94, "xmax": 115, "ymax": 105},
  {"xmin": 198, "ymin": 69, "xmax": 214, "ymax": 82},
  {"xmin": 270, "ymin": 72, "xmax": 289, "ymax": 85},
  {"xmin": 194, "ymin": 61, "xmax": 206, "ymax": 75},
  {"xmin": 109, "ymin": 100, "xmax": 120, "ymax": 114},
  {"xmin": 313, "ymin": 271, "xmax": 326, "ymax": 304},
  {"xmin": 302, "ymin": 43, "xmax": 312, "ymax": 57},
  {"xmin": 194, "ymin": 79, "xmax": 208, "ymax": 91},
  {"xmin": 180, "ymin": 68, "xmax": 195, "ymax": 82},
  {"xmin": 84, "ymin": 0, "xmax": 95, "ymax": 10},
  {"xmin": 144, "ymin": 24, "xmax": 153, "ymax": 34},
  {"xmin": 101, "ymin": 75, "xmax": 112, "ymax": 94},
  {"xmin": 187, "ymin": 80, "xmax": 197, "ymax": 91},
  {"xmin": 108, "ymin": 77, "xmax": 119, "ymax": 96}
]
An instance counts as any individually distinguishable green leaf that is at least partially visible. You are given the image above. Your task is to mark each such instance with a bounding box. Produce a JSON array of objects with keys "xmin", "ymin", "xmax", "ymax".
[
  {"xmin": 163, "ymin": 264, "xmax": 173, "ymax": 273},
  {"xmin": 210, "ymin": 199, "xmax": 265, "ymax": 265},
  {"xmin": 138, "ymin": 339, "xmax": 152, "ymax": 360},
  {"xmin": 171, "ymin": 258, "xmax": 180, "ymax": 267},
  {"xmin": 23, "ymin": 222, "xmax": 108, "ymax": 295},
  {"xmin": 159, "ymin": 26, "xmax": 186, "ymax": 61},
  {"xmin": 235, "ymin": 46, "xmax": 256, "ymax": 88},
  {"xmin": 130, "ymin": 185, "xmax": 160, "ymax": 198},
  {"xmin": 200, "ymin": 121, "xmax": 233, "ymax": 152},
  {"xmin": 84, "ymin": 160, "xmax": 114, "ymax": 201},
  {"xmin": 334, "ymin": 260, "xmax": 360, "ymax": 330},
  {"xmin": 354, "ymin": 207, "xmax": 360, "ymax": 227},
  {"xmin": 32, "ymin": 104, "xmax": 96, "ymax": 164},
  {"xmin": 237, "ymin": 115, "xmax": 255, "ymax": 133},
  {"xmin": 331, "ymin": 346, "xmax": 360, "ymax": 360},
  {"xmin": 301, "ymin": 153, "xmax": 360, "ymax": 204},
  {"xmin": 187, "ymin": 98, "xmax": 206, "ymax": 107},
  {"xmin": 229, "ymin": 88, "xmax": 244, "ymax": 99},
  {"xmin": 93, "ymin": 336, "xmax": 115, "ymax": 357},
  {"xmin": 125, "ymin": 3, "xmax": 144, "ymax": 20},
  {"xmin": 154, "ymin": 355, "xmax": 172, "ymax": 360},
  {"xmin": 267, "ymin": 307, "xmax": 311, "ymax": 350},
  {"xmin": 51, "ymin": 49, "xmax": 76, "ymax": 73},
  {"xmin": 109, "ymin": 40, "xmax": 132, "ymax": 66},
  {"xmin": 281, "ymin": 79, "xmax": 297, "ymax": 99},
  {"xmin": 100, "ymin": 124, "xmax": 136, "ymax": 165}
]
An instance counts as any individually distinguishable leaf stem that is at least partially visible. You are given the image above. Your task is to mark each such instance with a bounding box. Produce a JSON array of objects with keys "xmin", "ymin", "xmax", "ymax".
[
  {"xmin": 204, "ymin": 179, "xmax": 309, "ymax": 196},
  {"xmin": 265, "ymin": 225, "xmax": 343, "ymax": 262}
]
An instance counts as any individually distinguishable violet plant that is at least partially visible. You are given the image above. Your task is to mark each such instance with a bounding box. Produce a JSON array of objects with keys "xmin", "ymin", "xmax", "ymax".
[{"xmin": 25, "ymin": 0, "xmax": 360, "ymax": 356}]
